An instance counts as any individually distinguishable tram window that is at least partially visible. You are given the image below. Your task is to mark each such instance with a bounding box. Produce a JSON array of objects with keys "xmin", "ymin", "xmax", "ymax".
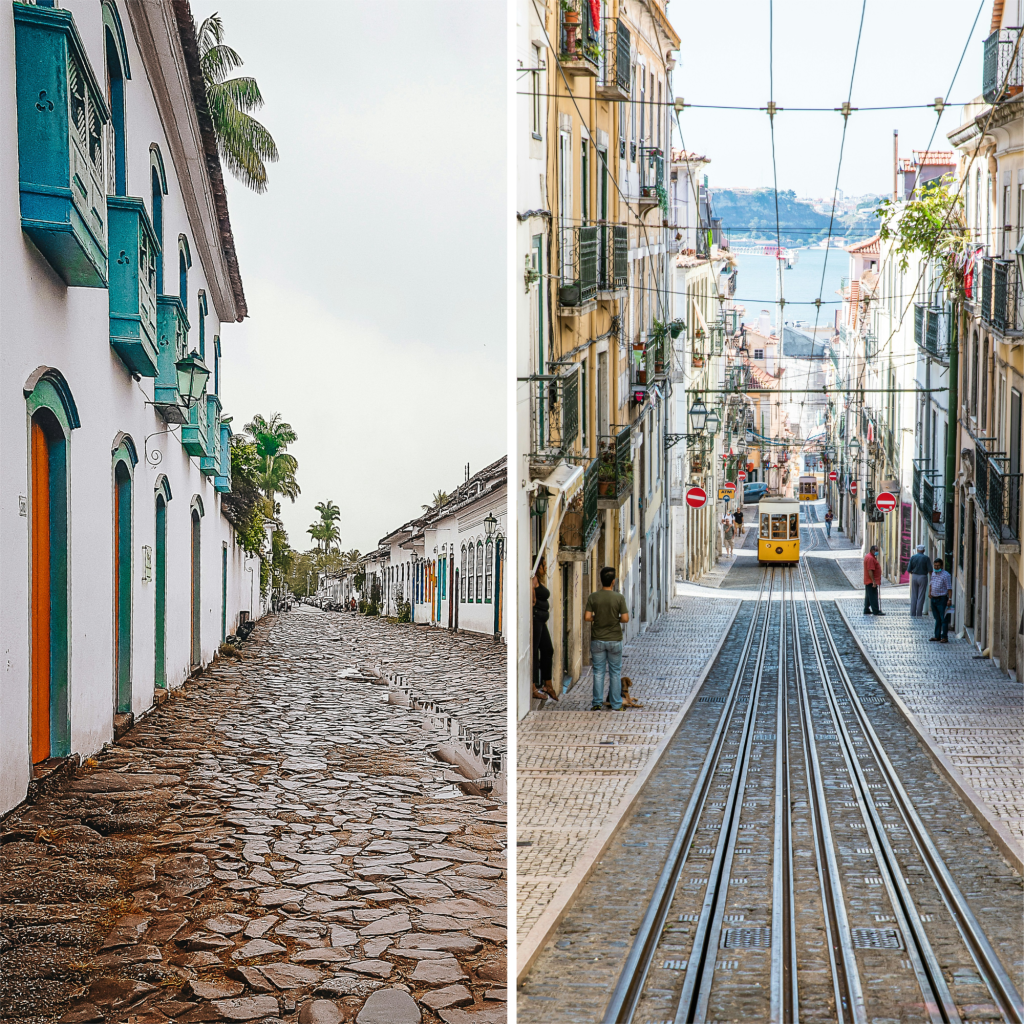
[
  {"xmin": 760, "ymin": 514, "xmax": 770, "ymax": 538},
  {"xmin": 790, "ymin": 513, "xmax": 799, "ymax": 536},
  {"xmin": 771, "ymin": 514, "xmax": 788, "ymax": 539}
]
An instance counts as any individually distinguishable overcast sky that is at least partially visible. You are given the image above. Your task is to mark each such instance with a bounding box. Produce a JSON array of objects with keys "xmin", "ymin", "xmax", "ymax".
[
  {"xmin": 669, "ymin": 0, "xmax": 988, "ymax": 198},
  {"xmin": 199, "ymin": 0, "xmax": 506, "ymax": 555}
]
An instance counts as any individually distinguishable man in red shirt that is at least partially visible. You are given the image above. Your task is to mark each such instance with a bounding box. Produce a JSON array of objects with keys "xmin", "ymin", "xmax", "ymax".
[{"xmin": 863, "ymin": 544, "xmax": 884, "ymax": 615}]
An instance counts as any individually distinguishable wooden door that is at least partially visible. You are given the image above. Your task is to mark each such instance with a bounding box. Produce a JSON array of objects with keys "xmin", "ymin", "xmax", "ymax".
[
  {"xmin": 191, "ymin": 510, "xmax": 201, "ymax": 665},
  {"xmin": 155, "ymin": 496, "xmax": 166, "ymax": 686},
  {"xmin": 31, "ymin": 418, "xmax": 51, "ymax": 763},
  {"xmin": 114, "ymin": 463, "xmax": 132, "ymax": 712}
]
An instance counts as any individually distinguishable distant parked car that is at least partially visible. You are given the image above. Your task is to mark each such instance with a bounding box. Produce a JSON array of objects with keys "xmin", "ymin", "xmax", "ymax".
[{"xmin": 743, "ymin": 481, "xmax": 768, "ymax": 504}]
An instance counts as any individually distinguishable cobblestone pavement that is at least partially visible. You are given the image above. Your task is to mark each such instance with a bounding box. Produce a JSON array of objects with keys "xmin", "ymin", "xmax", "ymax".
[
  {"xmin": 516, "ymin": 597, "xmax": 739, "ymax": 974},
  {"xmin": 0, "ymin": 607, "xmax": 506, "ymax": 1024},
  {"xmin": 837, "ymin": 594, "xmax": 1024, "ymax": 853}
]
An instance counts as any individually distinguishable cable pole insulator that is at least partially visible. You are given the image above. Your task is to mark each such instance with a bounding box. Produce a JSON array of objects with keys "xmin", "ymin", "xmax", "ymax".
[
  {"xmin": 674, "ymin": 97, "xmax": 686, "ymax": 112},
  {"xmin": 766, "ymin": 101, "xmax": 778, "ymax": 120},
  {"xmin": 838, "ymin": 101, "xmax": 856, "ymax": 121},
  {"xmin": 933, "ymin": 96, "xmax": 945, "ymax": 113}
]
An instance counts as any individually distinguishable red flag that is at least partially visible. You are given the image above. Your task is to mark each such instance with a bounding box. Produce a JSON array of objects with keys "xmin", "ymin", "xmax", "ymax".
[{"xmin": 589, "ymin": 0, "xmax": 601, "ymax": 30}]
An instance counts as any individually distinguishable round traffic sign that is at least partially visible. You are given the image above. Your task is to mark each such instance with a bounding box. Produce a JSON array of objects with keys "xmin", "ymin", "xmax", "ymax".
[
  {"xmin": 875, "ymin": 491, "xmax": 897, "ymax": 513},
  {"xmin": 685, "ymin": 486, "xmax": 708, "ymax": 509},
  {"xmin": 723, "ymin": 481, "xmax": 736, "ymax": 491},
  {"xmin": 829, "ymin": 470, "xmax": 838, "ymax": 481},
  {"xmin": 737, "ymin": 470, "xmax": 747, "ymax": 481},
  {"xmin": 850, "ymin": 480, "xmax": 858, "ymax": 496}
]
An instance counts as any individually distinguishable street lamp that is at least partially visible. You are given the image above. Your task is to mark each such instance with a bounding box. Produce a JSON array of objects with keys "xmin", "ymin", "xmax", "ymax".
[
  {"xmin": 532, "ymin": 488, "xmax": 549, "ymax": 515},
  {"xmin": 484, "ymin": 512, "xmax": 498, "ymax": 537},
  {"xmin": 706, "ymin": 408, "xmax": 721, "ymax": 435},
  {"xmin": 848, "ymin": 437, "xmax": 861, "ymax": 460},
  {"xmin": 175, "ymin": 350, "xmax": 211, "ymax": 406},
  {"xmin": 689, "ymin": 398, "xmax": 708, "ymax": 433}
]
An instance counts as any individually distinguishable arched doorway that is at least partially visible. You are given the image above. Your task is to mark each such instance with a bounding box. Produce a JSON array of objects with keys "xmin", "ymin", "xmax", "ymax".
[
  {"xmin": 154, "ymin": 479, "xmax": 170, "ymax": 687},
  {"xmin": 114, "ymin": 459, "xmax": 133, "ymax": 712},
  {"xmin": 191, "ymin": 505, "xmax": 202, "ymax": 666}
]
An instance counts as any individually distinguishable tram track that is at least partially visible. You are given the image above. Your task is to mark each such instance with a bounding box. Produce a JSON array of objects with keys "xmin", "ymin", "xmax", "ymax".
[{"xmin": 601, "ymin": 534, "xmax": 1024, "ymax": 1024}]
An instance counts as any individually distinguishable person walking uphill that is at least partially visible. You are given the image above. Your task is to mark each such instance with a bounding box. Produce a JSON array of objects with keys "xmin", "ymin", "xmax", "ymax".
[
  {"xmin": 585, "ymin": 567, "xmax": 630, "ymax": 711},
  {"xmin": 824, "ymin": 506, "xmax": 834, "ymax": 539},
  {"xmin": 929, "ymin": 558, "xmax": 953, "ymax": 643},
  {"xmin": 863, "ymin": 545, "xmax": 884, "ymax": 615},
  {"xmin": 907, "ymin": 544, "xmax": 931, "ymax": 618}
]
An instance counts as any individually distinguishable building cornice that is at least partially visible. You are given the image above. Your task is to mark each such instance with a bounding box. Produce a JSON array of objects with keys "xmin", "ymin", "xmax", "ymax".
[{"xmin": 126, "ymin": 0, "xmax": 246, "ymax": 322}]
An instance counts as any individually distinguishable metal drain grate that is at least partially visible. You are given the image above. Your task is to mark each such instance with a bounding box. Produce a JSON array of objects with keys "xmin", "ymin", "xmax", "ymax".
[
  {"xmin": 699, "ymin": 697, "xmax": 726, "ymax": 703},
  {"xmin": 721, "ymin": 926, "xmax": 771, "ymax": 949},
  {"xmin": 852, "ymin": 927, "xmax": 902, "ymax": 949}
]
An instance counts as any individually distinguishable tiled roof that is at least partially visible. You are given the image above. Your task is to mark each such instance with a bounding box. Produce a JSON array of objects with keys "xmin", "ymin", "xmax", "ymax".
[{"xmin": 847, "ymin": 234, "xmax": 880, "ymax": 255}]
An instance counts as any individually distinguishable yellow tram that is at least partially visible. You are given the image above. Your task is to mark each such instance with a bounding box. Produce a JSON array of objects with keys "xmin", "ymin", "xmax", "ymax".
[
  {"xmin": 798, "ymin": 474, "xmax": 820, "ymax": 501},
  {"xmin": 758, "ymin": 497, "xmax": 801, "ymax": 565}
]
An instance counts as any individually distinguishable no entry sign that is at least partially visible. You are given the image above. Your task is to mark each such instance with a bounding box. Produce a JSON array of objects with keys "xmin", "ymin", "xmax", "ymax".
[
  {"xmin": 850, "ymin": 480, "xmax": 858, "ymax": 496},
  {"xmin": 875, "ymin": 491, "xmax": 897, "ymax": 513},
  {"xmin": 737, "ymin": 470, "xmax": 747, "ymax": 481},
  {"xmin": 685, "ymin": 486, "xmax": 708, "ymax": 509},
  {"xmin": 829, "ymin": 470, "xmax": 838, "ymax": 481},
  {"xmin": 723, "ymin": 481, "xmax": 736, "ymax": 491}
]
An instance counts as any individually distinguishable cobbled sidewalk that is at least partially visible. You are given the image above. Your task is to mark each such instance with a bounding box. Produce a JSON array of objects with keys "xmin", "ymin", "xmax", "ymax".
[
  {"xmin": 0, "ymin": 607, "xmax": 506, "ymax": 1024},
  {"xmin": 837, "ymin": 596, "xmax": 1024, "ymax": 857},
  {"xmin": 516, "ymin": 597, "xmax": 738, "ymax": 978}
]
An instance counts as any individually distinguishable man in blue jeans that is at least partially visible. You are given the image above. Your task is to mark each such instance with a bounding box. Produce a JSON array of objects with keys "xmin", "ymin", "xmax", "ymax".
[
  {"xmin": 928, "ymin": 558, "xmax": 953, "ymax": 643},
  {"xmin": 585, "ymin": 567, "xmax": 630, "ymax": 711}
]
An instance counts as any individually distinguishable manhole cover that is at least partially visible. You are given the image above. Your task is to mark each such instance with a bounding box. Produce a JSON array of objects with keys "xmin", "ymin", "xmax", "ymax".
[
  {"xmin": 721, "ymin": 927, "xmax": 771, "ymax": 949},
  {"xmin": 852, "ymin": 927, "xmax": 902, "ymax": 949}
]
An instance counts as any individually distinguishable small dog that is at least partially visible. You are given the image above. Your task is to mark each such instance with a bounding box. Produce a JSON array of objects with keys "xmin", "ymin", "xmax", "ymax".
[{"xmin": 620, "ymin": 676, "xmax": 643, "ymax": 708}]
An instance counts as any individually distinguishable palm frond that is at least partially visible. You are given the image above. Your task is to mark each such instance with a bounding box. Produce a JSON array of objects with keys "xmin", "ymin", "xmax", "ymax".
[
  {"xmin": 212, "ymin": 75, "xmax": 266, "ymax": 113},
  {"xmin": 200, "ymin": 42, "xmax": 244, "ymax": 85}
]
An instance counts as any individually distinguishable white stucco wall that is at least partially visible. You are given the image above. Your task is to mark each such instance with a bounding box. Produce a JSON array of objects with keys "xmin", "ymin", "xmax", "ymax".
[{"xmin": 0, "ymin": 1, "xmax": 257, "ymax": 815}]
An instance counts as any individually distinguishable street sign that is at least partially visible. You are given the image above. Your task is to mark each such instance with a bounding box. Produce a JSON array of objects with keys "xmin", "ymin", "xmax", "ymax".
[
  {"xmin": 724, "ymin": 481, "xmax": 736, "ymax": 491},
  {"xmin": 850, "ymin": 480, "xmax": 858, "ymax": 496},
  {"xmin": 829, "ymin": 470, "xmax": 838, "ymax": 481},
  {"xmin": 737, "ymin": 470, "xmax": 747, "ymax": 481},
  {"xmin": 875, "ymin": 491, "xmax": 897, "ymax": 513},
  {"xmin": 685, "ymin": 486, "xmax": 708, "ymax": 509}
]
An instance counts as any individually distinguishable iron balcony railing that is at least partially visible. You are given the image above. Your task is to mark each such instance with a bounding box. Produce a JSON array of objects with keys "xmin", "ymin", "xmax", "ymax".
[
  {"xmin": 560, "ymin": 458, "xmax": 599, "ymax": 552},
  {"xmin": 597, "ymin": 425, "xmax": 633, "ymax": 505},
  {"xmin": 983, "ymin": 26, "xmax": 1023, "ymax": 102},
  {"xmin": 644, "ymin": 331, "xmax": 670, "ymax": 382},
  {"xmin": 975, "ymin": 444, "xmax": 1022, "ymax": 545},
  {"xmin": 559, "ymin": 0, "xmax": 599, "ymax": 71},
  {"xmin": 864, "ymin": 329, "xmax": 877, "ymax": 361},
  {"xmin": 598, "ymin": 224, "xmax": 628, "ymax": 291},
  {"xmin": 639, "ymin": 146, "xmax": 664, "ymax": 203},
  {"xmin": 912, "ymin": 457, "xmax": 944, "ymax": 527},
  {"xmin": 980, "ymin": 257, "xmax": 993, "ymax": 322},
  {"xmin": 596, "ymin": 18, "xmax": 630, "ymax": 99},
  {"xmin": 559, "ymin": 225, "xmax": 598, "ymax": 307},
  {"xmin": 913, "ymin": 303, "xmax": 950, "ymax": 360},
  {"xmin": 992, "ymin": 259, "xmax": 1023, "ymax": 334},
  {"xmin": 527, "ymin": 367, "xmax": 580, "ymax": 461}
]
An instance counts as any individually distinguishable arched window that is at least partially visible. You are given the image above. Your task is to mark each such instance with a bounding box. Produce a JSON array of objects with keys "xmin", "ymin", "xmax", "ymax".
[
  {"xmin": 485, "ymin": 538, "xmax": 494, "ymax": 603},
  {"xmin": 178, "ymin": 236, "xmax": 192, "ymax": 318},
  {"xmin": 103, "ymin": 27, "xmax": 126, "ymax": 195},
  {"xmin": 197, "ymin": 291, "xmax": 208, "ymax": 358},
  {"xmin": 460, "ymin": 544, "xmax": 467, "ymax": 602},
  {"xmin": 476, "ymin": 540, "xmax": 484, "ymax": 602},
  {"xmin": 150, "ymin": 146, "xmax": 167, "ymax": 293}
]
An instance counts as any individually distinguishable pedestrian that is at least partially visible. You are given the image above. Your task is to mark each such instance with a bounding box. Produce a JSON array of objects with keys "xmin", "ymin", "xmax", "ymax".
[
  {"xmin": 824, "ymin": 506, "xmax": 834, "ymax": 539},
  {"xmin": 928, "ymin": 557, "xmax": 953, "ymax": 643},
  {"xmin": 722, "ymin": 515, "xmax": 735, "ymax": 555},
  {"xmin": 585, "ymin": 566, "xmax": 630, "ymax": 711},
  {"xmin": 907, "ymin": 544, "xmax": 931, "ymax": 618},
  {"xmin": 532, "ymin": 560, "xmax": 557, "ymax": 702},
  {"xmin": 733, "ymin": 507, "xmax": 744, "ymax": 536},
  {"xmin": 863, "ymin": 544, "xmax": 884, "ymax": 615}
]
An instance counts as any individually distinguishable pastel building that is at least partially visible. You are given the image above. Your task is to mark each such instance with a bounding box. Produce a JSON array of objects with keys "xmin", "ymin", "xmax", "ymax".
[{"xmin": 1, "ymin": 0, "xmax": 259, "ymax": 814}]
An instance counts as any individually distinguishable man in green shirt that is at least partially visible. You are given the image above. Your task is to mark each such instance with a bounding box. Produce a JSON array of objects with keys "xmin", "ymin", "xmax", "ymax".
[{"xmin": 585, "ymin": 566, "xmax": 630, "ymax": 711}]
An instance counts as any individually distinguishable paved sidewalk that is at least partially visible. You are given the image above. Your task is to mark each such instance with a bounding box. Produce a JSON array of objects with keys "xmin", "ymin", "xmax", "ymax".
[
  {"xmin": 0, "ymin": 608, "xmax": 507, "ymax": 1024},
  {"xmin": 515, "ymin": 597, "xmax": 739, "ymax": 980},
  {"xmin": 837, "ymin": 596, "xmax": 1024, "ymax": 868}
]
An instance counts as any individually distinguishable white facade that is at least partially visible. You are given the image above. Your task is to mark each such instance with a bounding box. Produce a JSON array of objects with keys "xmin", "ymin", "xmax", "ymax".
[{"xmin": 1, "ymin": 0, "xmax": 259, "ymax": 815}]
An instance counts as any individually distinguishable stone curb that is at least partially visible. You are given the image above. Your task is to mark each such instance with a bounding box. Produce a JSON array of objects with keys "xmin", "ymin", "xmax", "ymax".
[
  {"xmin": 835, "ymin": 602, "xmax": 1024, "ymax": 875},
  {"xmin": 515, "ymin": 599, "xmax": 743, "ymax": 984}
]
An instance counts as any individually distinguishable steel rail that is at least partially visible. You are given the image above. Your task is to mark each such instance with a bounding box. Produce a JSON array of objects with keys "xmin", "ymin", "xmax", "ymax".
[
  {"xmin": 802, "ymin": 558, "xmax": 1024, "ymax": 1023},
  {"xmin": 770, "ymin": 568, "xmax": 798, "ymax": 1023},
  {"xmin": 797, "ymin": 557, "xmax": 957, "ymax": 1023},
  {"xmin": 601, "ymin": 569, "xmax": 774, "ymax": 1024},
  {"xmin": 675, "ymin": 569, "xmax": 777, "ymax": 1024},
  {"xmin": 790, "ymin": 564, "xmax": 863, "ymax": 1023}
]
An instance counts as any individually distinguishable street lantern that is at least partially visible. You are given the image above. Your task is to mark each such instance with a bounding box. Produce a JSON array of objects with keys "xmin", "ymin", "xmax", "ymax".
[
  {"xmin": 848, "ymin": 437, "xmax": 861, "ymax": 459},
  {"xmin": 533, "ymin": 488, "xmax": 549, "ymax": 515},
  {"xmin": 175, "ymin": 350, "xmax": 210, "ymax": 406},
  {"xmin": 689, "ymin": 398, "xmax": 708, "ymax": 433},
  {"xmin": 706, "ymin": 408, "xmax": 721, "ymax": 435},
  {"xmin": 484, "ymin": 512, "xmax": 498, "ymax": 537}
]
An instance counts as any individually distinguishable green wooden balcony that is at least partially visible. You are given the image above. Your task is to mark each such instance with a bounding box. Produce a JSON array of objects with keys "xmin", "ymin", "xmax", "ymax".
[
  {"xmin": 199, "ymin": 393, "xmax": 221, "ymax": 474},
  {"xmin": 214, "ymin": 418, "xmax": 232, "ymax": 493},
  {"xmin": 182, "ymin": 387, "xmax": 209, "ymax": 457},
  {"xmin": 13, "ymin": 3, "xmax": 108, "ymax": 287},
  {"xmin": 108, "ymin": 197, "xmax": 160, "ymax": 375},
  {"xmin": 154, "ymin": 296, "xmax": 189, "ymax": 424}
]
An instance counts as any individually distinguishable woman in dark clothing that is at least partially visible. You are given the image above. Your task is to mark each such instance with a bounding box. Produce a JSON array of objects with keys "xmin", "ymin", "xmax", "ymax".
[{"xmin": 532, "ymin": 559, "xmax": 557, "ymax": 701}]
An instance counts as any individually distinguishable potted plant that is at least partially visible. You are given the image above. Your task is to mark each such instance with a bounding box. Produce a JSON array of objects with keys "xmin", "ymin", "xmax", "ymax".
[
  {"xmin": 692, "ymin": 355, "xmax": 705, "ymax": 368},
  {"xmin": 668, "ymin": 318, "xmax": 685, "ymax": 339},
  {"xmin": 598, "ymin": 460, "xmax": 616, "ymax": 496},
  {"xmin": 559, "ymin": 281, "xmax": 582, "ymax": 306}
]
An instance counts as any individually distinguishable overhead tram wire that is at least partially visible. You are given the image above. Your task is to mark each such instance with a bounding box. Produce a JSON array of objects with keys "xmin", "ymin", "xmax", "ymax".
[{"xmin": 516, "ymin": 93, "xmax": 972, "ymax": 112}]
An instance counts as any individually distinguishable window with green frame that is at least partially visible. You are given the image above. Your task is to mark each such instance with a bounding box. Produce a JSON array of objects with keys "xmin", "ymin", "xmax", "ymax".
[
  {"xmin": 476, "ymin": 540, "xmax": 483, "ymax": 602},
  {"xmin": 460, "ymin": 544, "xmax": 467, "ymax": 602},
  {"xmin": 467, "ymin": 542, "xmax": 475, "ymax": 602},
  {"xmin": 484, "ymin": 538, "xmax": 493, "ymax": 603}
]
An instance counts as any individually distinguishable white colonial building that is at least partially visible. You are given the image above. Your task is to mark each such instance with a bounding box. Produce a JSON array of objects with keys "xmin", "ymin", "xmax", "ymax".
[{"xmin": 0, "ymin": 0, "xmax": 260, "ymax": 815}]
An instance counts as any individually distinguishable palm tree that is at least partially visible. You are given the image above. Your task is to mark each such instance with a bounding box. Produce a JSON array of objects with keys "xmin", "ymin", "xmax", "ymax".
[
  {"xmin": 315, "ymin": 500, "xmax": 341, "ymax": 528},
  {"xmin": 421, "ymin": 489, "xmax": 450, "ymax": 513},
  {"xmin": 196, "ymin": 13, "xmax": 279, "ymax": 193},
  {"xmin": 245, "ymin": 413, "xmax": 300, "ymax": 504}
]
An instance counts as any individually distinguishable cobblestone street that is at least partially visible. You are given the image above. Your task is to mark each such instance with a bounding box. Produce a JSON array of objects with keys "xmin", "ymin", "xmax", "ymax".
[{"xmin": 0, "ymin": 608, "xmax": 506, "ymax": 1024}]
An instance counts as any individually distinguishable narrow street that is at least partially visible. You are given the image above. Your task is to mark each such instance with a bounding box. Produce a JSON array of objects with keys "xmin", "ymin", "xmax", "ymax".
[
  {"xmin": 0, "ymin": 609, "xmax": 507, "ymax": 1024},
  {"xmin": 519, "ymin": 515, "xmax": 1024, "ymax": 1023}
]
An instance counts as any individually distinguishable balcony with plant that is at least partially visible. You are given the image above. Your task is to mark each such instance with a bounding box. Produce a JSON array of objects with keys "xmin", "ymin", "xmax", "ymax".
[
  {"xmin": 13, "ymin": 2, "xmax": 109, "ymax": 287},
  {"xmin": 559, "ymin": 460, "xmax": 599, "ymax": 559},
  {"xmin": 598, "ymin": 224, "xmax": 628, "ymax": 294},
  {"xmin": 597, "ymin": 425, "xmax": 633, "ymax": 509},
  {"xmin": 528, "ymin": 369, "xmax": 580, "ymax": 465},
  {"xmin": 558, "ymin": 0, "xmax": 600, "ymax": 76},
  {"xmin": 595, "ymin": 18, "xmax": 630, "ymax": 100},
  {"xmin": 982, "ymin": 26, "xmax": 1022, "ymax": 103},
  {"xmin": 558, "ymin": 225, "xmax": 598, "ymax": 311}
]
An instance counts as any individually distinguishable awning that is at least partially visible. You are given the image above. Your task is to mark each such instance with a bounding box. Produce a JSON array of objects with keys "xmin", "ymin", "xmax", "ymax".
[{"xmin": 530, "ymin": 462, "xmax": 584, "ymax": 577}]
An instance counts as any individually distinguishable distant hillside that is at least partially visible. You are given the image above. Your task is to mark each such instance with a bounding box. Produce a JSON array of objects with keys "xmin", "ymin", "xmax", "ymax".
[{"xmin": 713, "ymin": 188, "xmax": 884, "ymax": 247}]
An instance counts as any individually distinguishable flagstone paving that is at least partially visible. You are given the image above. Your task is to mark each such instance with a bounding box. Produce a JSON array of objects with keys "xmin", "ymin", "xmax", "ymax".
[{"xmin": 0, "ymin": 607, "xmax": 506, "ymax": 1024}]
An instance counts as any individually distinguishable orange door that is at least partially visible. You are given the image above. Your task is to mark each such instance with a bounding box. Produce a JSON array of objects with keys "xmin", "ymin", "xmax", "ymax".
[{"xmin": 31, "ymin": 418, "xmax": 50, "ymax": 763}]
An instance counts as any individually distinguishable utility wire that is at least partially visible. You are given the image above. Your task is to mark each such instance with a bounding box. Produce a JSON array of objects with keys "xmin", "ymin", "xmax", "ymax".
[{"xmin": 516, "ymin": 92, "xmax": 970, "ymax": 112}]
